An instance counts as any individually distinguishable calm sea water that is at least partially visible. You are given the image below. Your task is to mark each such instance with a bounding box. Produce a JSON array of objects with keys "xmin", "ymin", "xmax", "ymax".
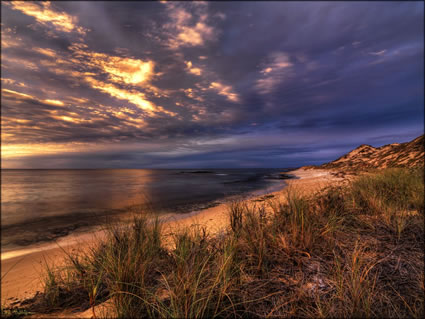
[{"xmin": 1, "ymin": 169, "xmax": 291, "ymax": 253}]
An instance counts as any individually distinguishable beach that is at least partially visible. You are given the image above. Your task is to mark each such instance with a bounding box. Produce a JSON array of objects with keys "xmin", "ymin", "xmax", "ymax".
[
  {"xmin": 1, "ymin": 168, "xmax": 344, "ymax": 309},
  {"xmin": 1, "ymin": 168, "xmax": 287, "ymax": 255}
]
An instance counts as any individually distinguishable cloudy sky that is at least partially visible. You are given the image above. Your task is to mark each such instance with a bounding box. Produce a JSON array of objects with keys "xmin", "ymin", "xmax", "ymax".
[{"xmin": 1, "ymin": 1, "xmax": 423, "ymax": 169}]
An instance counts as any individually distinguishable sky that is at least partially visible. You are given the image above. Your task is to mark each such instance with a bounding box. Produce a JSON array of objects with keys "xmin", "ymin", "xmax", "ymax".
[{"xmin": 1, "ymin": 1, "xmax": 423, "ymax": 169}]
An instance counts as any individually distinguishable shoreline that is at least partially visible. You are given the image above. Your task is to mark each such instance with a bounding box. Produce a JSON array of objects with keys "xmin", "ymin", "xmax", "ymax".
[
  {"xmin": 1, "ymin": 168, "xmax": 341, "ymax": 306},
  {"xmin": 1, "ymin": 177, "xmax": 288, "ymax": 261}
]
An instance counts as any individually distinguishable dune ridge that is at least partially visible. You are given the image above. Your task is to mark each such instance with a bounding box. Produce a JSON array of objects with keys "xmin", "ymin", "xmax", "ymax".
[{"xmin": 314, "ymin": 135, "xmax": 424, "ymax": 170}]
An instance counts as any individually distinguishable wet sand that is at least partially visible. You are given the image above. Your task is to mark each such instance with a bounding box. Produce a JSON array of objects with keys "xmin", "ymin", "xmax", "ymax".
[{"xmin": 1, "ymin": 168, "xmax": 343, "ymax": 309}]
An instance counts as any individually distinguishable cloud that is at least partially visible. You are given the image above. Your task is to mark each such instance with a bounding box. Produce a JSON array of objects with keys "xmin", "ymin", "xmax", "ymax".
[
  {"xmin": 256, "ymin": 52, "xmax": 293, "ymax": 95},
  {"xmin": 2, "ymin": 88, "xmax": 65, "ymax": 107},
  {"xmin": 44, "ymin": 99, "xmax": 65, "ymax": 107},
  {"xmin": 1, "ymin": 27, "xmax": 24, "ymax": 48},
  {"xmin": 33, "ymin": 47, "xmax": 57, "ymax": 58},
  {"xmin": 6, "ymin": 1, "xmax": 86, "ymax": 35},
  {"xmin": 177, "ymin": 22, "xmax": 214, "ymax": 47},
  {"xmin": 369, "ymin": 50, "xmax": 387, "ymax": 56},
  {"xmin": 65, "ymin": 43, "xmax": 176, "ymax": 117},
  {"xmin": 185, "ymin": 61, "xmax": 202, "ymax": 76},
  {"xmin": 1, "ymin": 78, "xmax": 27, "ymax": 88},
  {"xmin": 162, "ymin": 2, "xmax": 217, "ymax": 49},
  {"xmin": 86, "ymin": 53, "xmax": 155, "ymax": 85},
  {"xmin": 84, "ymin": 77, "xmax": 175, "ymax": 117},
  {"xmin": 2, "ymin": 87, "xmax": 151, "ymax": 145},
  {"xmin": 1, "ymin": 55, "xmax": 39, "ymax": 71},
  {"xmin": 1, "ymin": 1, "xmax": 423, "ymax": 168},
  {"xmin": 209, "ymin": 82, "xmax": 240, "ymax": 103}
]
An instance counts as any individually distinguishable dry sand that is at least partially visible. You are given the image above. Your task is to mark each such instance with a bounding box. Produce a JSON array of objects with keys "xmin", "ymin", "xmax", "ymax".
[{"xmin": 1, "ymin": 168, "xmax": 343, "ymax": 311}]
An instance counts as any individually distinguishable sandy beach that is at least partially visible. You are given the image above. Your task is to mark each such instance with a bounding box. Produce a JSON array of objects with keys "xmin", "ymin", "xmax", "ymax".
[{"xmin": 1, "ymin": 168, "xmax": 343, "ymax": 310}]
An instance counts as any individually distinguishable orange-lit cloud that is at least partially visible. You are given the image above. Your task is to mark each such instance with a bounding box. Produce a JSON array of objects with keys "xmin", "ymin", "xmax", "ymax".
[
  {"xmin": 69, "ymin": 44, "xmax": 163, "ymax": 93},
  {"xmin": 85, "ymin": 77, "xmax": 176, "ymax": 117},
  {"xmin": 1, "ymin": 78, "xmax": 27, "ymax": 87},
  {"xmin": 2, "ymin": 88, "xmax": 33, "ymax": 99},
  {"xmin": 2, "ymin": 56, "xmax": 39, "ymax": 71},
  {"xmin": 13, "ymin": 118, "xmax": 31, "ymax": 124},
  {"xmin": 6, "ymin": 1, "xmax": 86, "ymax": 34},
  {"xmin": 1, "ymin": 38, "xmax": 19, "ymax": 49},
  {"xmin": 65, "ymin": 44, "xmax": 176, "ymax": 117},
  {"xmin": 34, "ymin": 47, "xmax": 57, "ymax": 58},
  {"xmin": 169, "ymin": 7, "xmax": 192, "ymax": 25},
  {"xmin": 176, "ymin": 22, "xmax": 213, "ymax": 47},
  {"xmin": 163, "ymin": 3, "xmax": 216, "ymax": 49},
  {"xmin": 52, "ymin": 115, "xmax": 76, "ymax": 123},
  {"xmin": 183, "ymin": 88, "xmax": 193, "ymax": 98},
  {"xmin": 2, "ymin": 88, "xmax": 66, "ymax": 108},
  {"xmin": 85, "ymin": 77, "xmax": 156, "ymax": 114},
  {"xmin": 185, "ymin": 61, "xmax": 202, "ymax": 76},
  {"xmin": 44, "ymin": 99, "xmax": 65, "ymax": 106},
  {"xmin": 50, "ymin": 113, "xmax": 101, "ymax": 124},
  {"xmin": 111, "ymin": 112, "xmax": 147, "ymax": 129},
  {"xmin": 1, "ymin": 28, "xmax": 23, "ymax": 48},
  {"xmin": 68, "ymin": 97, "xmax": 89, "ymax": 104},
  {"xmin": 209, "ymin": 82, "xmax": 240, "ymax": 103},
  {"xmin": 84, "ymin": 52, "xmax": 155, "ymax": 85},
  {"xmin": 182, "ymin": 87, "xmax": 205, "ymax": 103}
]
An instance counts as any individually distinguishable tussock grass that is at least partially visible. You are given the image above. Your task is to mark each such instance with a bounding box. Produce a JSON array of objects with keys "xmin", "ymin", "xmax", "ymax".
[
  {"xmin": 27, "ymin": 168, "xmax": 424, "ymax": 318},
  {"xmin": 349, "ymin": 168, "xmax": 424, "ymax": 214},
  {"xmin": 349, "ymin": 168, "xmax": 424, "ymax": 240}
]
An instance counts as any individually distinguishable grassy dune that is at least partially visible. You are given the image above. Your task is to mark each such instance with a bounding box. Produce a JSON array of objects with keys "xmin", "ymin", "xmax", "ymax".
[{"xmin": 5, "ymin": 168, "xmax": 424, "ymax": 318}]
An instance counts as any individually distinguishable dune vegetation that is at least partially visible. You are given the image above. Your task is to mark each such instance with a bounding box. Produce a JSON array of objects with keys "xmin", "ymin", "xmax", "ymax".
[{"xmin": 4, "ymin": 168, "xmax": 424, "ymax": 318}]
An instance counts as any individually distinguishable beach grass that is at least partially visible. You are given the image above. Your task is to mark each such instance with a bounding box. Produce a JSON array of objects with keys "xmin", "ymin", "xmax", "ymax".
[{"xmin": 24, "ymin": 168, "xmax": 424, "ymax": 318}]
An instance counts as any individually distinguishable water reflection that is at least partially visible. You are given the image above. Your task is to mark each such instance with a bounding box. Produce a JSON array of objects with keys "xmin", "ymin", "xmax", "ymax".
[
  {"xmin": 1, "ymin": 168, "xmax": 288, "ymax": 251},
  {"xmin": 1, "ymin": 169, "xmax": 156, "ymax": 226}
]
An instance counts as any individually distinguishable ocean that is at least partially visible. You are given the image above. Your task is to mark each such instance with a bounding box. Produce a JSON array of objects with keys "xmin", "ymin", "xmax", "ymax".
[{"xmin": 1, "ymin": 168, "xmax": 292, "ymax": 255}]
